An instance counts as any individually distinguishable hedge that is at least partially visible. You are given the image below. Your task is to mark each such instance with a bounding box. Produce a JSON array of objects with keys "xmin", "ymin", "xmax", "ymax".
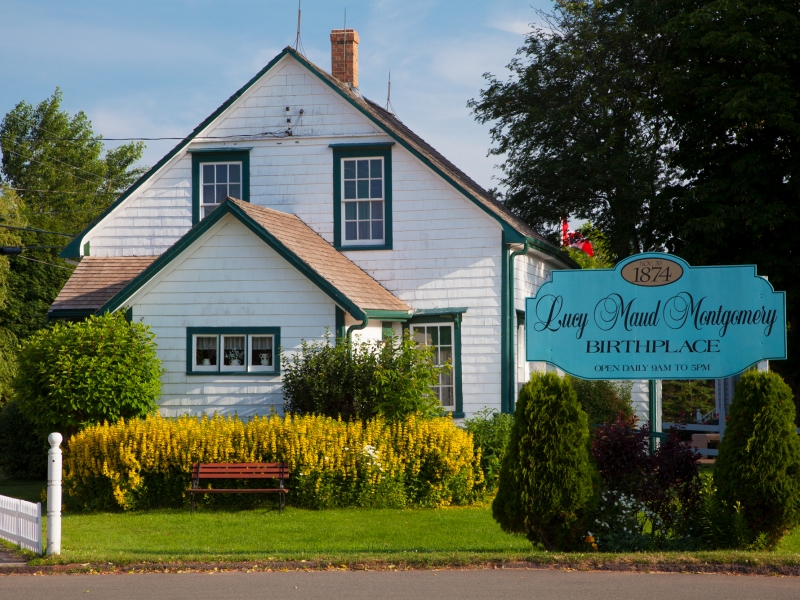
[{"xmin": 64, "ymin": 413, "xmax": 482, "ymax": 511}]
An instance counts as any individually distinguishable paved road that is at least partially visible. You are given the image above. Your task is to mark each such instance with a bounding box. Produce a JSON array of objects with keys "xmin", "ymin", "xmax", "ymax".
[{"xmin": 1, "ymin": 569, "xmax": 799, "ymax": 600}]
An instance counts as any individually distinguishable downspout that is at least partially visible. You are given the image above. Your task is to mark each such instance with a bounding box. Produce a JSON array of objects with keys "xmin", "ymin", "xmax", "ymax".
[
  {"xmin": 507, "ymin": 240, "xmax": 530, "ymax": 413},
  {"xmin": 346, "ymin": 315, "xmax": 369, "ymax": 347}
]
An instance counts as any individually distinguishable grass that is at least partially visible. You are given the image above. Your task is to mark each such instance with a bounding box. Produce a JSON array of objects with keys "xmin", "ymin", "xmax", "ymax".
[{"xmin": 0, "ymin": 478, "xmax": 45, "ymax": 504}]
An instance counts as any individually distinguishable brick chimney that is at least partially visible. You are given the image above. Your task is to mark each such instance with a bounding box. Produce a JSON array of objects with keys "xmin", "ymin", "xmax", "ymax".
[{"xmin": 330, "ymin": 29, "xmax": 359, "ymax": 88}]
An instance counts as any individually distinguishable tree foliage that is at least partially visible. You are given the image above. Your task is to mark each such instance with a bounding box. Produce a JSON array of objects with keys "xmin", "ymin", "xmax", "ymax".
[
  {"xmin": 662, "ymin": 380, "xmax": 716, "ymax": 424},
  {"xmin": 567, "ymin": 376, "xmax": 633, "ymax": 425},
  {"xmin": 0, "ymin": 89, "xmax": 146, "ymax": 340},
  {"xmin": 714, "ymin": 371, "xmax": 800, "ymax": 546},
  {"xmin": 493, "ymin": 372, "xmax": 597, "ymax": 550},
  {"xmin": 13, "ymin": 312, "xmax": 162, "ymax": 439},
  {"xmin": 282, "ymin": 332, "xmax": 445, "ymax": 421},
  {"xmin": 472, "ymin": 0, "xmax": 800, "ymax": 405}
]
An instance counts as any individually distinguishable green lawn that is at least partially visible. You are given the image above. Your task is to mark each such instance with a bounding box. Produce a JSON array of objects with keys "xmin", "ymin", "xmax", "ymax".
[
  {"xmin": 2, "ymin": 476, "xmax": 800, "ymax": 568},
  {"xmin": 0, "ymin": 478, "xmax": 45, "ymax": 504}
]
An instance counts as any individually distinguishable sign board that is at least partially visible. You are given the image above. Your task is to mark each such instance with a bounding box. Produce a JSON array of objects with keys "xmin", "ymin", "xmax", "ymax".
[{"xmin": 525, "ymin": 253, "xmax": 786, "ymax": 380}]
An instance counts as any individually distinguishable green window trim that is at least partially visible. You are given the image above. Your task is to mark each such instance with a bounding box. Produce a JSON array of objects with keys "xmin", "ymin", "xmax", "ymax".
[
  {"xmin": 403, "ymin": 311, "xmax": 464, "ymax": 418},
  {"xmin": 186, "ymin": 327, "xmax": 281, "ymax": 376},
  {"xmin": 331, "ymin": 144, "xmax": 393, "ymax": 251},
  {"xmin": 191, "ymin": 150, "xmax": 250, "ymax": 225},
  {"xmin": 335, "ymin": 306, "xmax": 346, "ymax": 342}
]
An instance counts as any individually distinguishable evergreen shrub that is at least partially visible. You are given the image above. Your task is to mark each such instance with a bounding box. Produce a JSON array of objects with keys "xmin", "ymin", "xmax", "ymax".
[
  {"xmin": 282, "ymin": 332, "xmax": 444, "ymax": 421},
  {"xmin": 64, "ymin": 413, "xmax": 482, "ymax": 511},
  {"xmin": 13, "ymin": 312, "xmax": 163, "ymax": 438},
  {"xmin": 714, "ymin": 371, "xmax": 800, "ymax": 547},
  {"xmin": 567, "ymin": 376, "xmax": 633, "ymax": 425},
  {"xmin": 462, "ymin": 408, "xmax": 513, "ymax": 494},
  {"xmin": 492, "ymin": 372, "xmax": 597, "ymax": 550},
  {"xmin": 0, "ymin": 400, "xmax": 47, "ymax": 479}
]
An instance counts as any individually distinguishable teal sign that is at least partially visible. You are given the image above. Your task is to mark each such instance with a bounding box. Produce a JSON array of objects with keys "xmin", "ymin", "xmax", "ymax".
[{"xmin": 525, "ymin": 253, "xmax": 786, "ymax": 380}]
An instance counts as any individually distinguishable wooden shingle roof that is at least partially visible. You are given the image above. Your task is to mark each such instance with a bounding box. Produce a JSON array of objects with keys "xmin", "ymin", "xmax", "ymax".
[
  {"xmin": 52, "ymin": 199, "xmax": 410, "ymax": 318},
  {"xmin": 233, "ymin": 200, "xmax": 410, "ymax": 313},
  {"xmin": 50, "ymin": 256, "xmax": 157, "ymax": 314}
]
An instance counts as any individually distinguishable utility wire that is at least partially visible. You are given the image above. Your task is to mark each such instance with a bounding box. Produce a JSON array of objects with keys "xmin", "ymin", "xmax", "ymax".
[
  {"xmin": 4, "ymin": 187, "xmax": 112, "ymax": 195},
  {"xmin": 0, "ymin": 224, "xmax": 75, "ymax": 238},
  {"xmin": 17, "ymin": 255, "xmax": 74, "ymax": 270}
]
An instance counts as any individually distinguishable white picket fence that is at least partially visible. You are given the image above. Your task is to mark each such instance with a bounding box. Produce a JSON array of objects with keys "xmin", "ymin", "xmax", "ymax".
[{"xmin": 0, "ymin": 494, "xmax": 42, "ymax": 555}]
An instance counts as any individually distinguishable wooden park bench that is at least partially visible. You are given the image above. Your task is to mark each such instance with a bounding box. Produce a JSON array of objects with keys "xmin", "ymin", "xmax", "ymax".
[{"xmin": 188, "ymin": 462, "xmax": 289, "ymax": 514}]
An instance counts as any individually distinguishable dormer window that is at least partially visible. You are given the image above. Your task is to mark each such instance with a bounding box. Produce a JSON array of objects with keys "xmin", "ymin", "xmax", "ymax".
[
  {"xmin": 331, "ymin": 143, "xmax": 393, "ymax": 250},
  {"xmin": 190, "ymin": 149, "xmax": 251, "ymax": 225}
]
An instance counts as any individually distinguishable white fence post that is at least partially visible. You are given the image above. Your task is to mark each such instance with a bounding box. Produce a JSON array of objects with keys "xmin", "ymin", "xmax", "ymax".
[{"xmin": 46, "ymin": 432, "xmax": 62, "ymax": 556}]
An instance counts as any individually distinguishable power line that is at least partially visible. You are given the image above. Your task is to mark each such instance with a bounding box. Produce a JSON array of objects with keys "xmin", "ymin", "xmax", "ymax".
[
  {"xmin": 4, "ymin": 148, "xmax": 105, "ymax": 186},
  {"xmin": 0, "ymin": 224, "xmax": 75, "ymax": 238},
  {"xmin": 4, "ymin": 187, "xmax": 113, "ymax": 195},
  {"xmin": 16, "ymin": 255, "xmax": 75, "ymax": 271}
]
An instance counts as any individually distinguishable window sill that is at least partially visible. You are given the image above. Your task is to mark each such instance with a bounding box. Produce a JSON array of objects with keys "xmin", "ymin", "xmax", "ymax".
[
  {"xmin": 186, "ymin": 371, "xmax": 280, "ymax": 377},
  {"xmin": 339, "ymin": 243, "xmax": 393, "ymax": 251}
]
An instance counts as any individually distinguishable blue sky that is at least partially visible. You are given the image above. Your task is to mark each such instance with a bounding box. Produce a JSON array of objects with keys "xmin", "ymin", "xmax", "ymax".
[{"xmin": 1, "ymin": 0, "xmax": 553, "ymax": 192}]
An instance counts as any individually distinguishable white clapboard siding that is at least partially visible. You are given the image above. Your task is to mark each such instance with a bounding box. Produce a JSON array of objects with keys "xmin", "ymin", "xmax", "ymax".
[
  {"xmin": 131, "ymin": 215, "xmax": 336, "ymax": 416},
  {"xmin": 0, "ymin": 495, "xmax": 42, "ymax": 555}
]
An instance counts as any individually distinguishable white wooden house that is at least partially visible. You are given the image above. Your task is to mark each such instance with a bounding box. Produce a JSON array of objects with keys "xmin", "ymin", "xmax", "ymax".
[{"xmin": 51, "ymin": 30, "xmax": 576, "ymax": 418}]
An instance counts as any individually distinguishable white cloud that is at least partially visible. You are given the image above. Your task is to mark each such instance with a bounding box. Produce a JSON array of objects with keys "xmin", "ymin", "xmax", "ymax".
[{"xmin": 491, "ymin": 19, "xmax": 533, "ymax": 36}]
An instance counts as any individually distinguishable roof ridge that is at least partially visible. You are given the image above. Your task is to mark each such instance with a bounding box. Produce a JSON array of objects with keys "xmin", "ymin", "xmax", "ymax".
[{"xmin": 231, "ymin": 199, "xmax": 410, "ymax": 311}]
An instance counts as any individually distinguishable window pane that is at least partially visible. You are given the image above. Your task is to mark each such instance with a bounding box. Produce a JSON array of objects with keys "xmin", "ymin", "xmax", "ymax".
[
  {"xmin": 371, "ymin": 201, "xmax": 383, "ymax": 219},
  {"xmin": 429, "ymin": 327, "xmax": 439, "ymax": 346},
  {"xmin": 357, "ymin": 179, "xmax": 369, "ymax": 199},
  {"xmin": 216, "ymin": 164, "xmax": 228, "ymax": 183},
  {"xmin": 345, "ymin": 222, "xmax": 358, "ymax": 240},
  {"xmin": 370, "ymin": 179, "xmax": 382, "ymax": 199},
  {"xmin": 223, "ymin": 336, "xmax": 245, "ymax": 366},
  {"xmin": 370, "ymin": 159, "xmax": 382, "ymax": 178},
  {"xmin": 371, "ymin": 220, "xmax": 383, "ymax": 240},
  {"xmin": 250, "ymin": 336, "xmax": 273, "ymax": 367},
  {"xmin": 357, "ymin": 160, "xmax": 369, "ymax": 179},
  {"xmin": 196, "ymin": 336, "xmax": 217, "ymax": 366},
  {"xmin": 344, "ymin": 160, "xmax": 356, "ymax": 179},
  {"xmin": 203, "ymin": 185, "xmax": 215, "ymax": 203},
  {"xmin": 203, "ymin": 164, "xmax": 215, "ymax": 183},
  {"xmin": 229, "ymin": 164, "xmax": 241, "ymax": 183},
  {"xmin": 344, "ymin": 180, "xmax": 357, "ymax": 199},
  {"xmin": 358, "ymin": 221, "xmax": 371, "ymax": 240},
  {"xmin": 440, "ymin": 370, "xmax": 452, "ymax": 387},
  {"xmin": 440, "ymin": 387, "xmax": 454, "ymax": 407},
  {"xmin": 216, "ymin": 184, "xmax": 227, "ymax": 203},
  {"xmin": 440, "ymin": 347, "xmax": 452, "ymax": 365},
  {"xmin": 344, "ymin": 202, "xmax": 357, "ymax": 220},
  {"xmin": 229, "ymin": 184, "xmax": 241, "ymax": 199},
  {"xmin": 440, "ymin": 327, "xmax": 452, "ymax": 345},
  {"xmin": 358, "ymin": 201, "xmax": 370, "ymax": 220}
]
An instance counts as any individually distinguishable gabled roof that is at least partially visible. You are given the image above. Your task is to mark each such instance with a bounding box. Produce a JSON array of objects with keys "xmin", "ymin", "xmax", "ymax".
[
  {"xmin": 50, "ymin": 256, "xmax": 157, "ymax": 315},
  {"xmin": 62, "ymin": 47, "xmax": 572, "ymax": 267},
  {"xmin": 85, "ymin": 198, "xmax": 410, "ymax": 320}
]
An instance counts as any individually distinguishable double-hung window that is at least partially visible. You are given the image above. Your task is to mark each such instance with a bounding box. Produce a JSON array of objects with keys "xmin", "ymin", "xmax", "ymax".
[
  {"xmin": 190, "ymin": 149, "xmax": 250, "ymax": 225},
  {"xmin": 332, "ymin": 143, "xmax": 393, "ymax": 250},
  {"xmin": 188, "ymin": 328, "xmax": 279, "ymax": 375},
  {"xmin": 411, "ymin": 324, "xmax": 455, "ymax": 410}
]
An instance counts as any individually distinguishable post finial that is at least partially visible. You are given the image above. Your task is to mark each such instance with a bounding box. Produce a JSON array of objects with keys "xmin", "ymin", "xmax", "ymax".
[{"xmin": 48, "ymin": 432, "xmax": 63, "ymax": 447}]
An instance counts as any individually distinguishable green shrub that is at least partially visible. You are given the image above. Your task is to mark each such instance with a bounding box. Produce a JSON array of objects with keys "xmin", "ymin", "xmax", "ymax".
[
  {"xmin": 567, "ymin": 376, "xmax": 633, "ymax": 425},
  {"xmin": 13, "ymin": 312, "xmax": 163, "ymax": 438},
  {"xmin": 0, "ymin": 400, "xmax": 47, "ymax": 479},
  {"xmin": 462, "ymin": 408, "xmax": 513, "ymax": 494},
  {"xmin": 282, "ymin": 332, "xmax": 444, "ymax": 421},
  {"xmin": 714, "ymin": 371, "xmax": 800, "ymax": 547},
  {"xmin": 493, "ymin": 372, "xmax": 597, "ymax": 550},
  {"xmin": 65, "ymin": 413, "xmax": 481, "ymax": 511}
]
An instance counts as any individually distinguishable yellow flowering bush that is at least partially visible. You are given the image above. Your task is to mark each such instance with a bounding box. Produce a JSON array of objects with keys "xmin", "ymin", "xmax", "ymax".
[{"xmin": 64, "ymin": 413, "xmax": 482, "ymax": 511}]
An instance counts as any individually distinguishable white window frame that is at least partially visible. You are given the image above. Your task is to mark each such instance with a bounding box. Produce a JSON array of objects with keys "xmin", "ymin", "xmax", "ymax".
[
  {"xmin": 192, "ymin": 334, "xmax": 220, "ymax": 372},
  {"xmin": 410, "ymin": 323, "xmax": 456, "ymax": 411},
  {"xmin": 200, "ymin": 161, "xmax": 243, "ymax": 219},
  {"xmin": 247, "ymin": 334, "xmax": 275, "ymax": 373},
  {"xmin": 340, "ymin": 156, "xmax": 385, "ymax": 246}
]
